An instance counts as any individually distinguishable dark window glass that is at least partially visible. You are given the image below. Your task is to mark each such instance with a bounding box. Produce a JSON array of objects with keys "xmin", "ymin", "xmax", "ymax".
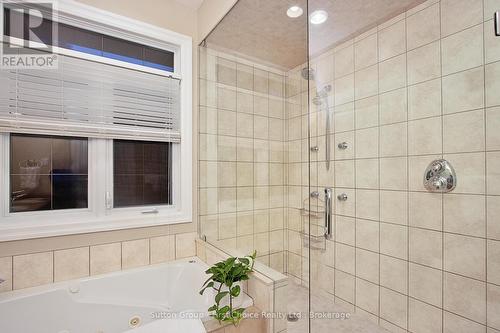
[
  {"xmin": 113, "ymin": 140, "xmax": 172, "ymax": 208},
  {"xmin": 10, "ymin": 134, "xmax": 88, "ymax": 213},
  {"xmin": 3, "ymin": 7, "xmax": 175, "ymax": 71}
]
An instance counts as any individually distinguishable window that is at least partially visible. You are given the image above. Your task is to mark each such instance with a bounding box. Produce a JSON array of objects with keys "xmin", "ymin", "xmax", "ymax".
[
  {"xmin": 113, "ymin": 140, "xmax": 172, "ymax": 208},
  {"xmin": 9, "ymin": 134, "xmax": 88, "ymax": 213},
  {"xmin": 3, "ymin": 5, "xmax": 175, "ymax": 72},
  {"xmin": 0, "ymin": 1, "xmax": 192, "ymax": 241}
]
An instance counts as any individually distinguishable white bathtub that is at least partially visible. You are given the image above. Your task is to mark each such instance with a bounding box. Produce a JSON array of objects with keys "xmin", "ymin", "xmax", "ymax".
[{"xmin": 0, "ymin": 257, "xmax": 253, "ymax": 333}]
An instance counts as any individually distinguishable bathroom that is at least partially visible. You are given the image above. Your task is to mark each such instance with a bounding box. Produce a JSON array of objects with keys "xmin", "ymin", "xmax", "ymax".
[{"xmin": 0, "ymin": 0, "xmax": 499, "ymax": 332}]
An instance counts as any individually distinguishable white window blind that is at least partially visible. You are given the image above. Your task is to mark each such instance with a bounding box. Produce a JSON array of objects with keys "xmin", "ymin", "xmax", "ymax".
[{"xmin": 0, "ymin": 53, "xmax": 181, "ymax": 143}]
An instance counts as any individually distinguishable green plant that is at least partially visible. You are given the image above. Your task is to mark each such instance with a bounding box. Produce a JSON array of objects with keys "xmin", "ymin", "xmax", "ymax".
[{"xmin": 199, "ymin": 251, "xmax": 257, "ymax": 326}]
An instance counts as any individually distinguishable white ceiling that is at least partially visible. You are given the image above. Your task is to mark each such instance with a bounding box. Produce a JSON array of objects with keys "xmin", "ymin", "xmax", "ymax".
[
  {"xmin": 205, "ymin": 0, "xmax": 425, "ymax": 69},
  {"xmin": 175, "ymin": 0, "xmax": 204, "ymax": 10}
]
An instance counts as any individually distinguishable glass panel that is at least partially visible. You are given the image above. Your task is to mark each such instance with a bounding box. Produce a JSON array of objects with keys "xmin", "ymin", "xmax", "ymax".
[
  {"xmin": 198, "ymin": 1, "xmax": 309, "ymax": 332},
  {"xmin": 113, "ymin": 140, "xmax": 171, "ymax": 208},
  {"xmin": 10, "ymin": 134, "xmax": 88, "ymax": 213}
]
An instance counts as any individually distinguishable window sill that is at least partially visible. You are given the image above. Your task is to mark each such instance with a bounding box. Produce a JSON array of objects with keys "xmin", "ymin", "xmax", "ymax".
[{"xmin": 0, "ymin": 211, "xmax": 192, "ymax": 242}]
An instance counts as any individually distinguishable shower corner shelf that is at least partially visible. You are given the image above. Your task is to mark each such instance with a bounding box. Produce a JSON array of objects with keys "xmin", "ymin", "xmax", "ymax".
[{"xmin": 300, "ymin": 196, "xmax": 328, "ymax": 251}]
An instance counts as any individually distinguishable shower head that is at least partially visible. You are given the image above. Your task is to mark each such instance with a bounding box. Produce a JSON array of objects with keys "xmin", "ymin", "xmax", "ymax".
[{"xmin": 301, "ymin": 67, "xmax": 315, "ymax": 80}]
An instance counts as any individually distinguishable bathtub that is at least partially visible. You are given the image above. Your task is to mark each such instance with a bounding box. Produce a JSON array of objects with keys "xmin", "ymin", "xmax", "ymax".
[{"xmin": 0, "ymin": 257, "xmax": 253, "ymax": 333}]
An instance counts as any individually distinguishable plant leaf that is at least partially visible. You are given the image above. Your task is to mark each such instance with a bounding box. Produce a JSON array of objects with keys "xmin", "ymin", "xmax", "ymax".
[
  {"xmin": 230, "ymin": 285, "xmax": 241, "ymax": 297},
  {"xmin": 215, "ymin": 291, "xmax": 229, "ymax": 304}
]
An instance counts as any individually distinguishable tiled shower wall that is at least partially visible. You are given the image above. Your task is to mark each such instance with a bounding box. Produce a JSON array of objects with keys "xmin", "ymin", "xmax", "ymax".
[
  {"xmin": 198, "ymin": 48, "xmax": 287, "ymax": 272},
  {"xmin": 286, "ymin": 0, "xmax": 500, "ymax": 332}
]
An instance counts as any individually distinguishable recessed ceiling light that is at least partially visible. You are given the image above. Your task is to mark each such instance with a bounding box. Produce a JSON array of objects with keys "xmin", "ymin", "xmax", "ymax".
[
  {"xmin": 287, "ymin": 5, "xmax": 303, "ymax": 18},
  {"xmin": 310, "ymin": 10, "xmax": 328, "ymax": 25}
]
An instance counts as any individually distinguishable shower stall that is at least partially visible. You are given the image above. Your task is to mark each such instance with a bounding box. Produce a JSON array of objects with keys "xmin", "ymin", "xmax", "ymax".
[{"xmin": 198, "ymin": 0, "xmax": 500, "ymax": 332}]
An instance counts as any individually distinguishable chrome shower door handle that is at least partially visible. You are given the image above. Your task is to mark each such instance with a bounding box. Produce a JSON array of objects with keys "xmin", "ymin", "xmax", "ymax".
[
  {"xmin": 495, "ymin": 11, "xmax": 500, "ymax": 36},
  {"xmin": 324, "ymin": 188, "xmax": 332, "ymax": 240}
]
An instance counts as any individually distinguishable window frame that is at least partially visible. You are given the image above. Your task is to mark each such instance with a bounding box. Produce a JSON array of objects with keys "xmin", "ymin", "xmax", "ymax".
[{"xmin": 0, "ymin": 0, "xmax": 192, "ymax": 241}]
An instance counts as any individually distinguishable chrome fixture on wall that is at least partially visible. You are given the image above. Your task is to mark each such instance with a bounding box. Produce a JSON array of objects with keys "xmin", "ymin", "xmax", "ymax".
[
  {"xmin": 423, "ymin": 159, "xmax": 457, "ymax": 192},
  {"xmin": 337, "ymin": 142, "xmax": 348, "ymax": 150},
  {"xmin": 337, "ymin": 193, "xmax": 348, "ymax": 201}
]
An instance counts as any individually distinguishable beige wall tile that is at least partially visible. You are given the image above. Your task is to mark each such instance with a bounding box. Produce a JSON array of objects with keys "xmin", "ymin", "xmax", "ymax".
[
  {"xmin": 443, "ymin": 194, "xmax": 486, "ymax": 237},
  {"xmin": 409, "ymin": 298, "xmax": 442, "ymax": 333},
  {"xmin": 355, "ymin": 158, "xmax": 379, "ymax": 189},
  {"xmin": 485, "ymin": 20, "xmax": 500, "ymax": 64},
  {"xmin": 253, "ymin": 68, "xmax": 268, "ymax": 94},
  {"xmin": 407, "ymin": 41, "xmax": 441, "ymax": 84},
  {"xmin": 488, "ymin": 196, "xmax": 500, "ymax": 240},
  {"xmin": 442, "ymin": 25, "xmax": 484, "ymax": 75},
  {"xmin": 122, "ymin": 239, "xmax": 149, "ymax": 269},
  {"xmin": 487, "ymin": 107, "xmax": 500, "ymax": 150},
  {"xmin": 379, "ymin": 19, "xmax": 406, "ymax": 61},
  {"xmin": 445, "ymin": 152, "xmax": 485, "ymax": 194},
  {"xmin": 335, "ymin": 269, "xmax": 355, "ymax": 303},
  {"xmin": 487, "ymin": 152, "xmax": 500, "ymax": 195},
  {"xmin": 355, "ymin": 127, "xmax": 379, "ymax": 159},
  {"xmin": 488, "ymin": 240, "xmax": 500, "ymax": 285},
  {"xmin": 355, "ymin": 33, "xmax": 378, "ymax": 70},
  {"xmin": 407, "ymin": 3, "xmax": 440, "ymax": 50},
  {"xmin": 356, "ymin": 248, "xmax": 379, "ymax": 283},
  {"xmin": 380, "ymin": 287, "xmax": 407, "ymax": 329},
  {"xmin": 380, "ymin": 157, "xmax": 407, "ymax": 190},
  {"xmin": 380, "ymin": 255, "xmax": 407, "ymax": 294},
  {"xmin": 336, "ymin": 216, "xmax": 355, "ymax": 246},
  {"xmin": 335, "ymin": 102, "xmax": 355, "ymax": 132},
  {"xmin": 217, "ymin": 162, "xmax": 236, "ymax": 187},
  {"xmin": 336, "ymin": 243, "xmax": 355, "ymax": 274},
  {"xmin": 355, "ymin": 96, "xmax": 378, "ymax": 129},
  {"xmin": 443, "ymin": 109, "xmax": 485, "ymax": 153},
  {"xmin": 441, "ymin": 0, "xmax": 483, "ymax": 36},
  {"xmin": 409, "ymin": 262, "xmax": 443, "ymax": 307},
  {"xmin": 380, "ymin": 123, "xmax": 407, "ymax": 157},
  {"xmin": 217, "ymin": 87, "xmax": 236, "ymax": 111},
  {"xmin": 408, "ymin": 117, "xmax": 442, "ymax": 155},
  {"xmin": 379, "ymin": 88, "xmax": 407, "ymax": 125},
  {"xmin": 408, "ymin": 78, "xmax": 442, "ymax": 120},
  {"xmin": 150, "ymin": 235, "xmax": 175, "ymax": 264},
  {"xmin": 380, "ymin": 190, "xmax": 407, "ymax": 225},
  {"xmin": 236, "ymin": 63, "xmax": 253, "ymax": 90},
  {"xmin": 379, "ymin": 54, "xmax": 407, "ymax": 93},
  {"xmin": 217, "ymin": 57, "xmax": 236, "ymax": 86},
  {"xmin": 237, "ymin": 91, "xmax": 253, "ymax": 114},
  {"xmin": 355, "ymin": 65, "xmax": 378, "ymax": 100},
  {"xmin": 443, "ymin": 67, "xmax": 485, "ymax": 116},
  {"xmin": 176, "ymin": 232, "xmax": 197, "ymax": 258},
  {"xmin": 355, "ymin": 190, "xmax": 380, "ymax": 221},
  {"xmin": 356, "ymin": 278, "xmax": 379, "ymax": 315},
  {"xmin": 409, "ymin": 192, "xmax": 442, "ymax": 230},
  {"xmin": 335, "ymin": 44, "xmax": 354, "ymax": 78},
  {"xmin": 444, "ymin": 233, "xmax": 486, "ymax": 280},
  {"xmin": 488, "ymin": 283, "xmax": 500, "ymax": 330},
  {"xmin": 380, "ymin": 223, "xmax": 408, "ymax": 260},
  {"xmin": 335, "ymin": 74, "xmax": 355, "ymax": 105},
  {"xmin": 54, "ymin": 247, "xmax": 89, "ymax": 282},
  {"xmin": 444, "ymin": 272, "xmax": 486, "ymax": 324},
  {"xmin": 443, "ymin": 310, "xmax": 486, "ymax": 333},
  {"xmin": 0, "ymin": 257, "xmax": 13, "ymax": 292},
  {"xmin": 13, "ymin": 252, "xmax": 53, "ymax": 289},
  {"xmin": 90, "ymin": 242, "xmax": 121, "ymax": 276},
  {"xmin": 409, "ymin": 228, "xmax": 442, "ymax": 269},
  {"xmin": 486, "ymin": 61, "xmax": 500, "ymax": 107},
  {"xmin": 356, "ymin": 218, "xmax": 379, "ymax": 252}
]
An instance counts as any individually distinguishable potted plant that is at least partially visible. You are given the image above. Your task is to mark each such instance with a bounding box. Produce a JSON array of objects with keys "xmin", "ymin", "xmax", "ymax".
[{"xmin": 199, "ymin": 251, "xmax": 257, "ymax": 326}]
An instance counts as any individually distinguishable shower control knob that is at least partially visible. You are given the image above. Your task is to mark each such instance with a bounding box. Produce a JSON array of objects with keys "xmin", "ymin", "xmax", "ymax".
[
  {"xmin": 310, "ymin": 146, "xmax": 319, "ymax": 152},
  {"xmin": 337, "ymin": 193, "xmax": 348, "ymax": 201},
  {"xmin": 338, "ymin": 142, "xmax": 348, "ymax": 150},
  {"xmin": 431, "ymin": 161, "xmax": 444, "ymax": 173},
  {"xmin": 432, "ymin": 177, "xmax": 447, "ymax": 190}
]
